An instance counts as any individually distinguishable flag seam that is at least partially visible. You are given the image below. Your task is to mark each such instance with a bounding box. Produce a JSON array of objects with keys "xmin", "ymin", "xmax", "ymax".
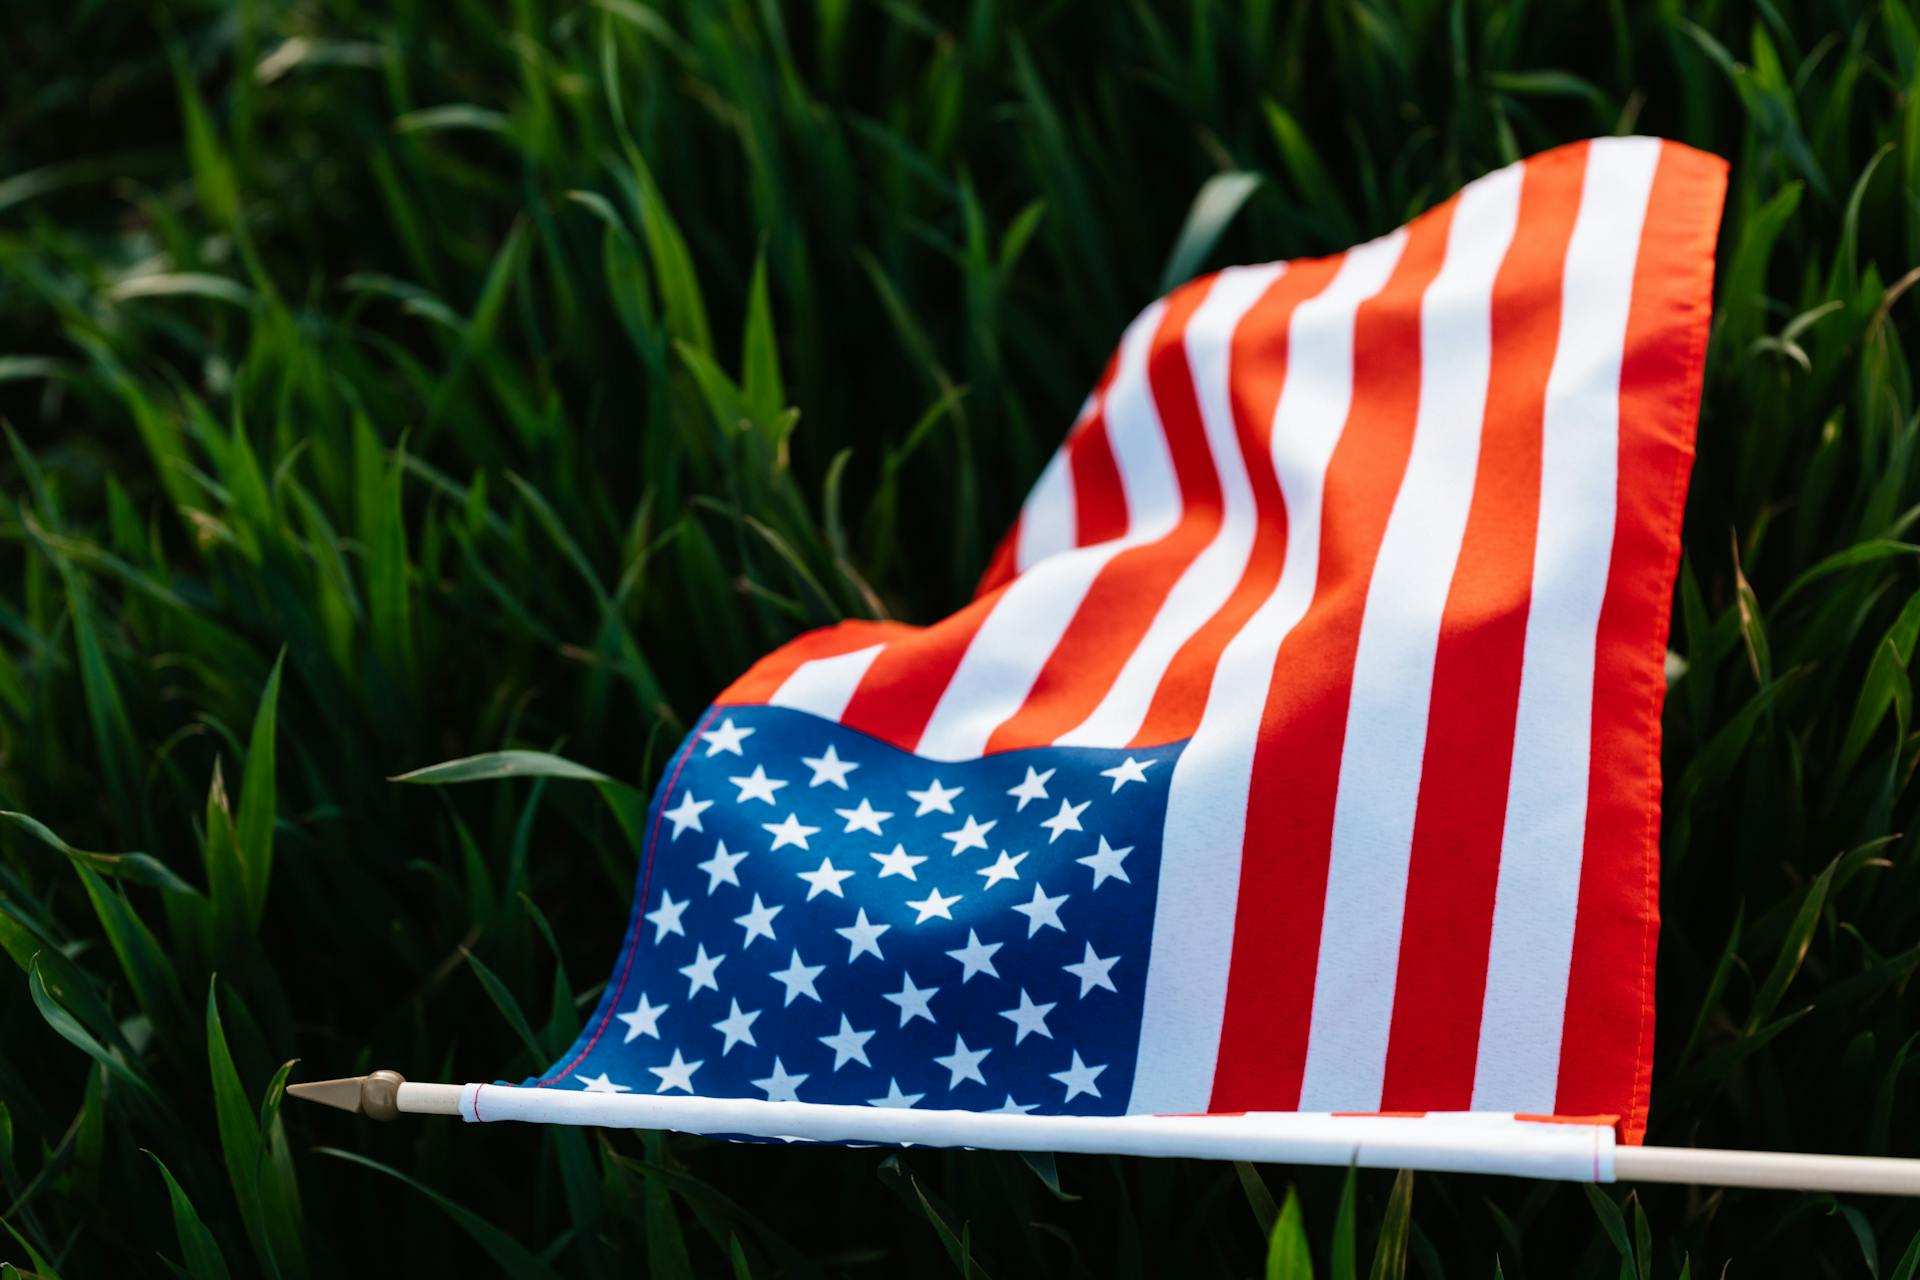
[
  {"xmin": 537, "ymin": 705, "xmax": 723, "ymax": 1086},
  {"xmin": 1622, "ymin": 151, "xmax": 1724, "ymax": 1145}
]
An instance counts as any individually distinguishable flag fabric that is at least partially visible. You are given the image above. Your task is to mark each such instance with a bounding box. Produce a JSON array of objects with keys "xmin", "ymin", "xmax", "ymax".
[{"xmin": 514, "ymin": 136, "xmax": 1726, "ymax": 1154}]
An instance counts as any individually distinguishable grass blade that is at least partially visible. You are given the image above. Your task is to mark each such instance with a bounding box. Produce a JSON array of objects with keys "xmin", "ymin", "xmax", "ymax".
[
  {"xmin": 146, "ymin": 1152, "xmax": 234, "ymax": 1280},
  {"xmin": 313, "ymin": 1149, "xmax": 559, "ymax": 1279},
  {"xmin": 392, "ymin": 750, "xmax": 616, "ymax": 785},
  {"xmin": 236, "ymin": 651, "xmax": 284, "ymax": 931},
  {"xmin": 1266, "ymin": 1187, "xmax": 1313, "ymax": 1280}
]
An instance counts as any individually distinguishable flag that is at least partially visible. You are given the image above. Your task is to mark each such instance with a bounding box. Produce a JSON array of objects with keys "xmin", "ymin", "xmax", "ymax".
[{"xmin": 494, "ymin": 136, "xmax": 1726, "ymax": 1161}]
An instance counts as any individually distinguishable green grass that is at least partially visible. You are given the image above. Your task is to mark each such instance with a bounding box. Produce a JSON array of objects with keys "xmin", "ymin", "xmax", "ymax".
[{"xmin": 1, "ymin": 0, "xmax": 1918, "ymax": 1274}]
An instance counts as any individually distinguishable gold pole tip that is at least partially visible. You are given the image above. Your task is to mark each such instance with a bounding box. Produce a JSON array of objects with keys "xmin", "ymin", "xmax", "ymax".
[{"xmin": 286, "ymin": 1070, "xmax": 406, "ymax": 1120}]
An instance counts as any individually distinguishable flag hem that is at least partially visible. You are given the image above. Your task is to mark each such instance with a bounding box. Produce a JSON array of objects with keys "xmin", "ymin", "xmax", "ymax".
[{"xmin": 462, "ymin": 1083, "xmax": 1617, "ymax": 1183}]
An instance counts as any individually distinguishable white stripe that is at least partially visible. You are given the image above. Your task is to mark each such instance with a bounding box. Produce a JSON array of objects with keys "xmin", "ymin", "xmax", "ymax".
[
  {"xmin": 1472, "ymin": 136, "xmax": 1660, "ymax": 1112},
  {"xmin": 1127, "ymin": 234, "xmax": 1407, "ymax": 1114},
  {"xmin": 766, "ymin": 644, "xmax": 886, "ymax": 722},
  {"xmin": 1054, "ymin": 264, "xmax": 1284, "ymax": 748},
  {"xmin": 913, "ymin": 299, "xmax": 1183, "ymax": 761},
  {"xmin": 1013, "ymin": 397, "xmax": 1095, "ymax": 574},
  {"xmin": 1296, "ymin": 161, "xmax": 1525, "ymax": 1111}
]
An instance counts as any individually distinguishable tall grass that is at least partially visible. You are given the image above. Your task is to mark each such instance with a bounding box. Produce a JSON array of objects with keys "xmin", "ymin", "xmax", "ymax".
[{"xmin": 1, "ymin": 0, "xmax": 1918, "ymax": 1274}]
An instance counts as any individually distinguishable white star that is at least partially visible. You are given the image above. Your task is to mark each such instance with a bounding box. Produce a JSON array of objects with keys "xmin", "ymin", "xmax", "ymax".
[
  {"xmin": 649, "ymin": 1048, "xmax": 703, "ymax": 1093},
  {"xmin": 1038, "ymin": 797, "xmax": 1089, "ymax": 844},
  {"xmin": 1076, "ymin": 836, "xmax": 1133, "ymax": 889},
  {"xmin": 695, "ymin": 838, "xmax": 749, "ymax": 893},
  {"xmin": 933, "ymin": 1035, "xmax": 991, "ymax": 1089},
  {"xmin": 1006, "ymin": 765, "xmax": 1055, "ymax": 812},
  {"xmin": 615, "ymin": 992, "xmax": 667, "ymax": 1043},
  {"xmin": 711, "ymin": 998, "xmax": 762, "ymax": 1054},
  {"xmin": 975, "ymin": 849, "xmax": 1027, "ymax": 889},
  {"xmin": 904, "ymin": 886, "xmax": 963, "ymax": 923},
  {"xmin": 732, "ymin": 894, "xmax": 782, "ymax": 948},
  {"xmin": 1098, "ymin": 755, "xmax": 1155, "ymax": 792},
  {"xmin": 1063, "ymin": 942, "xmax": 1119, "ymax": 996},
  {"xmin": 700, "ymin": 717, "xmax": 754, "ymax": 756},
  {"xmin": 576, "ymin": 1071, "xmax": 630, "ymax": 1093},
  {"xmin": 728, "ymin": 764, "xmax": 788, "ymax": 806},
  {"xmin": 870, "ymin": 843, "xmax": 926, "ymax": 880},
  {"xmin": 645, "ymin": 889, "xmax": 688, "ymax": 942},
  {"xmin": 1011, "ymin": 882, "xmax": 1068, "ymax": 937},
  {"xmin": 801, "ymin": 743, "xmax": 860, "ymax": 789},
  {"xmin": 1050, "ymin": 1051, "xmax": 1106, "ymax": 1102},
  {"xmin": 678, "ymin": 943, "xmax": 725, "ymax": 997},
  {"xmin": 752, "ymin": 1056, "xmax": 808, "ymax": 1102},
  {"xmin": 769, "ymin": 949, "xmax": 824, "ymax": 1005},
  {"xmin": 883, "ymin": 972, "xmax": 940, "ymax": 1025},
  {"xmin": 663, "ymin": 790, "xmax": 712, "ymax": 839},
  {"xmin": 835, "ymin": 797, "xmax": 892, "ymax": 835},
  {"xmin": 819, "ymin": 1014, "xmax": 876, "ymax": 1069},
  {"xmin": 999, "ymin": 988, "xmax": 1058, "ymax": 1044},
  {"xmin": 993, "ymin": 1095, "xmax": 1038, "ymax": 1114},
  {"xmin": 906, "ymin": 778, "xmax": 964, "ymax": 816},
  {"xmin": 868, "ymin": 1078, "xmax": 923, "ymax": 1108},
  {"xmin": 898, "ymin": 882, "xmax": 960, "ymax": 921},
  {"xmin": 941, "ymin": 815, "xmax": 996, "ymax": 855},
  {"xmin": 796, "ymin": 856, "xmax": 855, "ymax": 900},
  {"xmin": 762, "ymin": 812, "xmax": 821, "ymax": 851},
  {"xmin": 945, "ymin": 929, "xmax": 1002, "ymax": 982},
  {"xmin": 835, "ymin": 908, "xmax": 890, "ymax": 962}
]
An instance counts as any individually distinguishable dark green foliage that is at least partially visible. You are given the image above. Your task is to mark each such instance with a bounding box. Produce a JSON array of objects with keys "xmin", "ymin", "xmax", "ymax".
[{"xmin": 1, "ymin": 0, "xmax": 1918, "ymax": 1274}]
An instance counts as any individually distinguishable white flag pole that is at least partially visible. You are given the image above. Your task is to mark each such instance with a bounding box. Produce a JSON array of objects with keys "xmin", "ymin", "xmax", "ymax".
[
  {"xmin": 287, "ymin": 1071, "xmax": 1920, "ymax": 1196},
  {"xmin": 1608, "ymin": 1145, "xmax": 1920, "ymax": 1197}
]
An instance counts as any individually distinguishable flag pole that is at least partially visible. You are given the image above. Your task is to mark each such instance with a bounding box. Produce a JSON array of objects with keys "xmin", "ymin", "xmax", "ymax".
[
  {"xmin": 1608, "ymin": 1145, "xmax": 1920, "ymax": 1196},
  {"xmin": 287, "ymin": 1071, "xmax": 1920, "ymax": 1196}
]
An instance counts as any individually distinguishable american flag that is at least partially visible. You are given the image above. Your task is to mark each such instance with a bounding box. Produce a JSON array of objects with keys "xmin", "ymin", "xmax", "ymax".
[{"xmin": 532, "ymin": 136, "xmax": 1726, "ymax": 1147}]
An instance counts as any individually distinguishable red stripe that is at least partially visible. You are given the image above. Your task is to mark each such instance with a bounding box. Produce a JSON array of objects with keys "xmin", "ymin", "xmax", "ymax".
[
  {"xmin": 839, "ymin": 356, "xmax": 1129, "ymax": 749},
  {"xmin": 1556, "ymin": 143, "xmax": 1725, "ymax": 1144},
  {"xmin": 1378, "ymin": 145, "xmax": 1588, "ymax": 1111},
  {"xmin": 974, "ymin": 516, "xmax": 1023, "ymax": 598},
  {"xmin": 976, "ymin": 363, "xmax": 1115, "ymax": 599},
  {"xmin": 1130, "ymin": 255, "xmax": 1347, "ymax": 747},
  {"xmin": 1208, "ymin": 200, "xmax": 1458, "ymax": 1112},
  {"xmin": 983, "ymin": 277, "xmax": 1219, "ymax": 752},
  {"xmin": 1061, "ymin": 347, "xmax": 1129, "ymax": 549},
  {"xmin": 1071, "ymin": 414, "xmax": 1128, "ymax": 546},
  {"xmin": 835, "ymin": 592, "xmax": 1000, "ymax": 748},
  {"xmin": 716, "ymin": 619, "xmax": 910, "ymax": 706},
  {"xmin": 833, "ymin": 351, "xmax": 1128, "ymax": 752}
]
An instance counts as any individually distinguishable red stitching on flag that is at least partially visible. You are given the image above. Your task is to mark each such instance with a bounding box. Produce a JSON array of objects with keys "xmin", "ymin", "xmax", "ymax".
[
  {"xmin": 537, "ymin": 706, "xmax": 723, "ymax": 1086},
  {"xmin": 472, "ymin": 1083, "xmax": 484, "ymax": 1123},
  {"xmin": 1514, "ymin": 1113, "xmax": 1616, "ymax": 1126}
]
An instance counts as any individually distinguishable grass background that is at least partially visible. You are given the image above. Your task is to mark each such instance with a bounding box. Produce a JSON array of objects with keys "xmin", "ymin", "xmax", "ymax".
[{"xmin": 2, "ymin": 0, "xmax": 1919, "ymax": 1274}]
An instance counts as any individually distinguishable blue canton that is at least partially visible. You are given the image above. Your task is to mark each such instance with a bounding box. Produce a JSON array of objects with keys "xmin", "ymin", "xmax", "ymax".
[{"xmin": 534, "ymin": 704, "xmax": 1186, "ymax": 1116}]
